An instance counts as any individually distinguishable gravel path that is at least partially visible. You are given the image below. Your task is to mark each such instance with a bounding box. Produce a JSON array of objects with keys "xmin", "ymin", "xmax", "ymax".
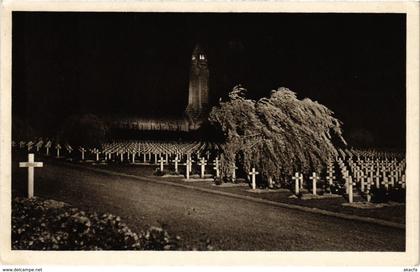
[{"xmin": 12, "ymin": 159, "xmax": 405, "ymax": 251}]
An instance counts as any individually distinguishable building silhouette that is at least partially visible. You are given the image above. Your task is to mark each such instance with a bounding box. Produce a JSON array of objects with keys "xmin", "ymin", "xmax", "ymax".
[
  {"xmin": 186, "ymin": 44, "xmax": 209, "ymax": 120},
  {"xmin": 110, "ymin": 43, "xmax": 210, "ymax": 132}
]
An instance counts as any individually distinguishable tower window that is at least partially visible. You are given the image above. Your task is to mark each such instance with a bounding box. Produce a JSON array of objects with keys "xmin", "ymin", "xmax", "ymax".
[
  {"xmin": 199, "ymin": 54, "xmax": 205, "ymax": 60},
  {"xmin": 192, "ymin": 56, "xmax": 196, "ymax": 60}
]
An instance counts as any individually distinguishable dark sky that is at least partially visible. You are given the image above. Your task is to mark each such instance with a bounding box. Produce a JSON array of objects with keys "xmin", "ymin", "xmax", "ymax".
[{"xmin": 12, "ymin": 12, "xmax": 406, "ymax": 147}]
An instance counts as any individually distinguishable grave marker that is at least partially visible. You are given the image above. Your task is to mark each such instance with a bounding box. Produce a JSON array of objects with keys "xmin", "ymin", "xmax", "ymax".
[
  {"xmin": 292, "ymin": 172, "xmax": 302, "ymax": 194},
  {"xmin": 381, "ymin": 176, "xmax": 391, "ymax": 190},
  {"xmin": 173, "ymin": 155, "xmax": 180, "ymax": 173},
  {"xmin": 158, "ymin": 156, "xmax": 165, "ymax": 172},
  {"xmin": 348, "ymin": 176, "xmax": 355, "ymax": 203},
  {"xmin": 45, "ymin": 141, "xmax": 52, "ymax": 156},
  {"xmin": 79, "ymin": 147, "xmax": 86, "ymax": 160},
  {"xmin": 27, "ymin": 141, "xmax": 34, "ymax": 152},
  {"xmin": 19, "ymin": 153, "xmax": 43, "ymax": 198},
  {"xmin": 249, "ymin": 168, "xmax": 259, "ymax": 190},
  {"xmin": 35, "ymin": 140, "xmax": 43, "ymax": 152},
  {"xmin": 309, "ymin": 172, "xmax": 319, "ymax": 195},
  {"xmin": 198, "ymin": 158, "xmax": 207, "ymax": 178},
  {"xmin": 213, "ymin": 158, "xmax": 220, "ymax": 178},
  {"xmin": 55, "ymin": 144, "xmax": 61, "ymax": 158}
]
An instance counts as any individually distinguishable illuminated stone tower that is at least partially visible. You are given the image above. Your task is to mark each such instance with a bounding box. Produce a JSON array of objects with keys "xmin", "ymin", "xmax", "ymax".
[{"xmin": 185, "ymin": 44, "xmax": 209, "ymax": 121}]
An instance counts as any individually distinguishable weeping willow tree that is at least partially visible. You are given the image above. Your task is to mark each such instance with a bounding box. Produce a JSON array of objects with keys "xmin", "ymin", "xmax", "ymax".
[{"xmin": 209, "ymin": 85, "xmax": 347, "ymax": 183}]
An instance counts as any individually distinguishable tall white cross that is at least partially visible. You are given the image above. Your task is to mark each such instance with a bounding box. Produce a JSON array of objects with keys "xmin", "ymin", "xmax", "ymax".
[
  {"xmin": 79, "ymin": 147, "xmax": 86, "ymax": 160},
  {"xmin": 398, "ymin": 174, "xmax": 406, "ymax": 189},
  {"xmin": 366, "ymin": 177, "xmax": 373, "ymax": 202},
  {"xmin": 55, "ymin": 144, "xmax": 61, "ymax": 158},
  {"xmin": 348, "ymin": 176, "xmax": 355, "ymax": 203},
  {"xmin": 35, "ymin": 140, "xmax": 43, "ymax": 152},
  {"xmin": 373, "ymin": 171, "xmax": 381, "ymax": 188},
  {"xmin": 158, "ymin": 156, "xmax": 165, "ymax": 172},
  {"xmin": 183, "ymin": 161, "xmax": 190, "ymax": 179},
  {"xmin": 309, "ymin": 172, "xmax": 319, "ymax": 195},
  {"xmin": 45, "ymin": 141, "xmax": 52, "ymax": 156},
  {"xmin": 27, "ymin": 141, "xmax": 34, "ymax": 151},
  {"xmin": 213, "ymin": 158, "xmax": 220, "ymax": 178},
  {"xmin": 19, "ymin": 141, "xmax": 26, "ymax": 149},
  {"xmin": 173, "ymin": 155, "xmax": 180, "ymax": 173},
  {"xmin": 93, "ymin": 148, "xmax": 100, "ymax": 161},
  {"xmin": 198, "ymin": 158, "xmax": 207, "ymax": 178},
  {"xmin": 292, "ymin": 172, "xmax": 302, "ymax": 194},
  {"xmin": 19, "ymin": 153, "xmax": 43, "ymax": 198},
  {"xmin": 249, "ymin": 168, "xmax": 259, "ymax": 190}
]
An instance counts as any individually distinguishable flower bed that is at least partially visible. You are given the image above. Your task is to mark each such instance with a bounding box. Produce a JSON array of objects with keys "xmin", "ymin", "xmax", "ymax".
[{"xmin": 12, "ymin": 197, "xmax": 181, "ymax": 250}]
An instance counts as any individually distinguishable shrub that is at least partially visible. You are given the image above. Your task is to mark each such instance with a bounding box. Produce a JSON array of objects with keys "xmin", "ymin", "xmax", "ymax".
[
  {"xmin": 209, "ymin": 85, "xmax": 346, "ymax": 182},
  {"xmin": 12, "ymin": 197, "xmax": 181, "ymax": 250}
]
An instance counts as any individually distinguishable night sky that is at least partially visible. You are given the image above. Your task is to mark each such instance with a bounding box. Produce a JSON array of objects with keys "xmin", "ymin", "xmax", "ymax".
[{"xmin": 12, "ymin": 12, "xmax": 406, "ymax": 148}]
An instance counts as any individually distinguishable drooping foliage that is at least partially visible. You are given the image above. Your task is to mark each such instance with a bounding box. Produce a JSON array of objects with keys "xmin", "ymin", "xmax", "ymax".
[{"xmin": 209, "ymin": 85, "xmax": 346, "ymax": 182}]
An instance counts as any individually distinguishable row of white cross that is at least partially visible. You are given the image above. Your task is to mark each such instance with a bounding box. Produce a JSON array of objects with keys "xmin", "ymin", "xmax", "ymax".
[{"xmin": 16, "ymin": 140, "xmax": 405, "ymax": 204}]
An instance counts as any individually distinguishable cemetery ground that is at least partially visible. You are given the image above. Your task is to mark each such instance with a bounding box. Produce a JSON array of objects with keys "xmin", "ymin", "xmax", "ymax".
[{"xmin": 12, "ymin": 152, "xmax": 405, "ymax": 251}]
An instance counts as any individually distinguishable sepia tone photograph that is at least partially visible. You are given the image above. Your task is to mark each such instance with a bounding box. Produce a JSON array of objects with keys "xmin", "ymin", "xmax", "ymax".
[{"xmin": 1, "ymin": 2, "xmax": 419, "ymax": 266}]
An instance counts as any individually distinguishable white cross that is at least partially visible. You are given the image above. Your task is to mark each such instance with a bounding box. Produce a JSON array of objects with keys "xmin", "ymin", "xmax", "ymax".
[
  {"xmin": 55, "ymin": 144, "xmax": 61, "ymax": 158},
  {"xmin": 389, "ymin": 171, "xmax": 398, "ymax": 186},
  {"xmin": 249, "ymin": 168, "xmax": 259, "ymax": 190},
  {"xmin": 45, "ymin": 141, "xmax": 52, "ymax": 156},
  {"xmin": 79, "ymin": 147, "xmax": 86, "ymax": 160},
  {"xmin": 183, "ymin": 161, "xmax": 190, "ymax": 179},
  {"xmin": 19, "ymin": 141, "xmax": 25, "ymax": 149},
  {"xmin": 173, "ymin": 155, "xmax": 180, "ymax": 173},
  {"xmin": 187, "ymin": 157, "xmax": 195, "ymax": 173},
  {"xmin": 326, "ymin": 173, "xmax": 335, "ymax": 186},
  {"xmin": 381, "ymin": 176, "xmax": 391, "ymax": 190},
  {"xmin": 27, "ymin": 141, "xmax": 34, "ymax": 151},
  {"xmin": 372, "ymin": 171, "xmax": 381, "ymax": 188},
  {"xmin": 213, "ymin": 158, "xmax": 220, "ymax": 178},
  {"xmin": 292, "ymin": 172, "xmax": 303, "ymax": 194},
  {"xmin": 398, "ymin": 174, "xmax": 406, "ymax": 189},
  {"xmin": 366, "ymin": 177, "xmax": 373, "ymax": 202},
  {"xmin": 19, "ymin": 153, "xmax": 43, "ymax": 198},
  {"xmin": 93, "ymin": 149, "xmax": 100, "ymax": 161},
  {"xmin": 66, "ymin": 144, "xmax": 73, "ymax": 154},
  {"xmin": 309, "ymin": 172, "xmax": 319, "ymax": 195},
  {"xmin": 198, "ymin": 158, "xmax": 207, "ymax": 178},
  {"xmin": 36, "ymin": 141, "xmax": 43, "ymax": 152},
  {"xmin": 348, "ymin": 176, "xmax": 356, "ymax": 203},
  {"xmin": 359, "ymin": 172, "xmax": 367, "ymax": 192},
  {"xmin": 158, "ymin": 156, "xmax": 165, "ymax": 172}
]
